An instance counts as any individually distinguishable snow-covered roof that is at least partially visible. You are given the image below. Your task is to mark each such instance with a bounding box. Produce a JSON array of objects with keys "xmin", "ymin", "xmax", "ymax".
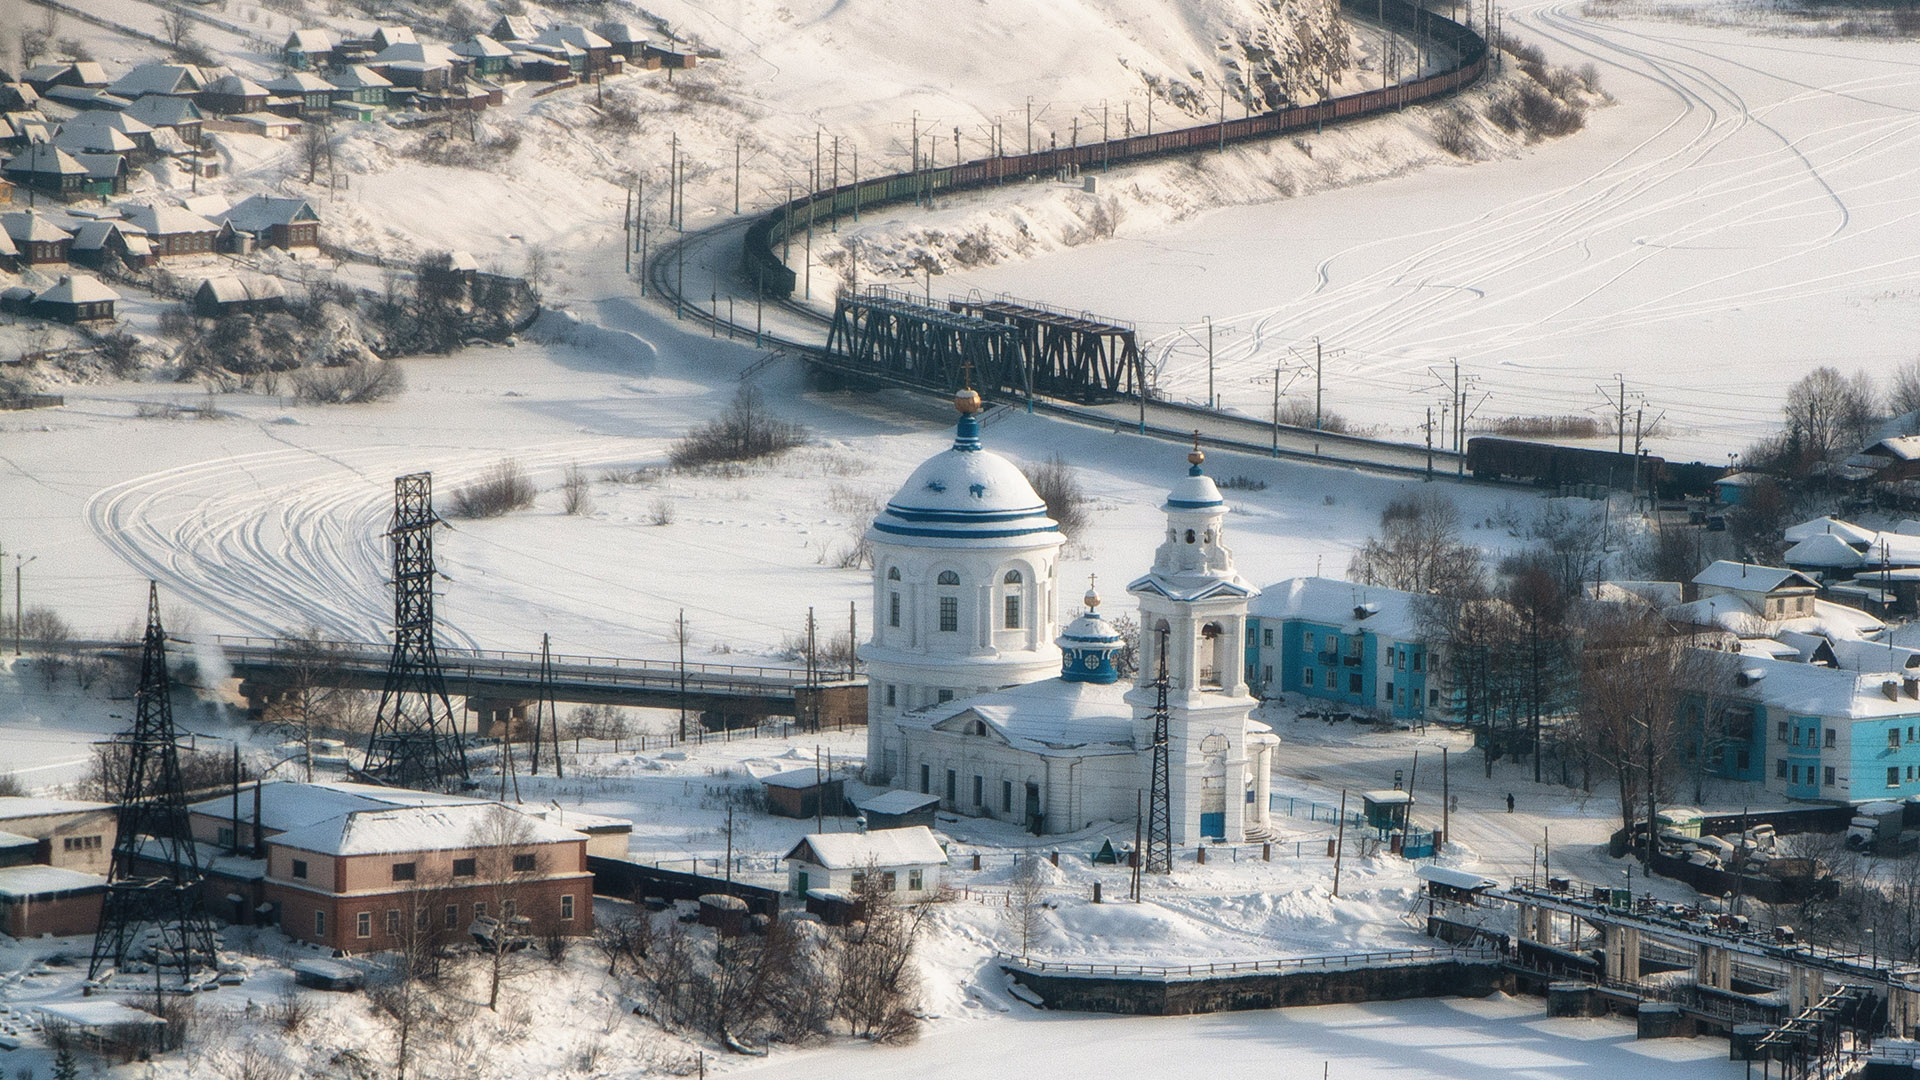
[
  {"xmin": 0, "ymin": 865, "xmax": 105, "ymax": 898},
  {"xmin": 0, "ymin": 830, "xmax": 36, "ymax": 849},
  {"xmin": 518, "ymin": 805, "xmax": 631, "ymax": 834},
  {"xmin": 43, "ymin": 86, "xmax": 131, "ymax": 110},
  {"xmin": 373, "ymin": 26, "xmax": 417, "ymax": 47},
  {"xmin": 1714, "ymin": 650, "xmax": 1920, "ymax": 721},
  {"xmin": 595, "ymin": 22, "xmax": 648, "ymax": 45},
  {"xmin": 36, "ymin": 275, "xmax": 120, "ymax": 305},
  {"xmin": 1717, "ymin": 472, "xmax": 1768, "ymax": 488},
  {"xmin": 217, "ymin": 194, "xmax": 319, "ymax": 232},
  {"xmin": 1857, "ymin": 436, "xmax": 1920, "ymax": 464},
  {"xmin": 856, "ymin": 790, "xmax": 940, "ymax": 815},
  {"xmin": 762, "ymin": 767, "xmax": 835, "ymax": 789},
  {"xmin": 1670, "ymin": 595, "xmax": 1883, "ymax": 640},
  {"xmin": 71, "ymin": 154, "xmax": 125, "ymax": 182},
  {"xmin": 1251, "ymin": 576, "xmax": 1426, "ymax": 641},
  {"xmin": 269, "ymin": 802, "xmax": 585, "ymax": 857},
  {"xmin": 4, "ymin": 143, "xmax": 86, "ymax": 176},
  {"xmin": 1784, "ymin": 533, "xmax": 1866, "ymax": 569},
  {"xmin": 2, "ymin": 210, "xmax": 77, "ymax": 243},
  {"xmin": 493, "ymin": 15, "xmax": 539, "ymax": 41},
  {"xmin": 1735, "ymin": 638, "xmax": 1801, "ymax": 659},
  {"xmin": 902, "ymin": 676, "xmax": 1138, "ymax": 756},
  {"xmin": 1364, "ymin": 789, "xmax": 1412, "ymax": 804},
  {"xmin": 536, "ymin": 25, "xmax": 612, "ymax": 51},
  {"xmin": 34, "ymin": 1001, "xmax": 162, "ymax": 1030},
  {"xmin": 1784, "ymin": 517, "xmax": 1879, "ymax": 545},
  {"xmin": 53, "ymin": 124, "xmax": 135, "ymax": 154},
  {"xmin": 124, "ymin": 95, "xmax": 204, "ymax": 127},
  {"xmin": 452, "ymin": 35, "xmax": 514, "ymax": 60},
  {"xmin": 1693, "ymin": 561, "xmax": 1818, "ymax": 594},
  {"xmin": 106, "ymin": 64, "xmax": 205, "ymax": 98},
  {"xmin": 286, "ymin": 29, "xmax": 336, "ymax": 52},
  {"xmin": 120, "ymin": 203, "xmax": 219, "ymax": 236},
  {"xmin": 1417, "ymin": 865, "xmax": 1494, "ymax": 890},
  {"xmin": 869, "ymin": 409, "xmax": 1058, "ymax": 547},
  {"xmin": 69, "ymin": 220, "xmax": 132, "ymax": 251},
  {"xmin": 195, "ymin": 274, "xmax": 286, "ymax": 304},
  {"xmin": 63, "ymin": 111, "xmax": 153, "ymax": 136},
  {"xmin": 783, "ymin": 825, "xmax": 946, "ymax": 870},
  {"xmin": 263, "ymin": 72, "xmax": 337, "ymax": 94},
  {"xmin": 203, "ymin": 74, "xmax": 269, "ymax": 97},
  {"xmin": 186, "ymin": 779, "xmax": 415, "ymax": 834},
  {"xmin": 1589, "ymin": 580, "xmax": 1685, "ymax": 608},
  {"xmin": 330, "ymin": 65, "xmax": 393, "ymax": 90},
  {"xmin": 371, "ymin": 42, "xmax": 460, "ymax": 68}
]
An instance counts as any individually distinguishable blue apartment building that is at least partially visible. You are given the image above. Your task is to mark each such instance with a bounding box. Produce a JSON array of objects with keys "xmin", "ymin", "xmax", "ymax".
[{"xmin": 1245, "ymin": 577, "xmax": 1439, "ymax": 723}]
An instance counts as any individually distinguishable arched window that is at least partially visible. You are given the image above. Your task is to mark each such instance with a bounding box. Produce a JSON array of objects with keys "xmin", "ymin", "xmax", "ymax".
[
  {"xmin": 1002, "ymin": 570, "xmax": 1024, "ymax": 629},
  {"xmin": 937, "ymin": 571, "xmax": 960, "ymax": 632},
  {"xmin": 1184, "ymin": 529, "xmax": 1196, "ymax": 544},
  {"xmin": 887, "ymin": 567, "xmax": 901, "ymax": 581},
  {"xmin": 937, "ymin": 570, "xmax": 960, "ymax": 585},
  {"xmin": 1003, "ymin": 570, "xmax": 1022, "ymax": 584}
]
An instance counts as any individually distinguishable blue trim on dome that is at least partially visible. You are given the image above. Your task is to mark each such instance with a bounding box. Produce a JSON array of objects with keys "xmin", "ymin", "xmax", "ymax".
[
  {"xmin": 872, "ymin": 520, "xmax": 1061, "ymax": 540},
  {"xmin": 883, "ymin": 504, "xmax": 1051, "ymax": 524},
  {"xmin": 954, "ymin": 413, "xmax": 982, "ymax": 451},
  {"xmin": 1166, "ymin": 497, "xmax": 1225, "ymax": 510}
]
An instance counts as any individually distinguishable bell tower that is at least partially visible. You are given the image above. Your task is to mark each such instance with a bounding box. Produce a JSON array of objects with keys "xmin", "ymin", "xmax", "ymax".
[{"xmin": 1125, "ymin": 437, "xmax": 1276, "ymax": 843}]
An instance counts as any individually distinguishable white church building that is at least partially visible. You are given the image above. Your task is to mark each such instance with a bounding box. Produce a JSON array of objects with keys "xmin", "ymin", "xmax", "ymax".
[{"xmin": 860, "ymin": 389, "xmax": 1276, "ymax": 843}]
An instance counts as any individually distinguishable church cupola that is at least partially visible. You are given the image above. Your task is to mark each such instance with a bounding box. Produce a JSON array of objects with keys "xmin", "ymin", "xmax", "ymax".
[{"xmin": 1058, "ymin": 580, "xmax": 1122, "ymax": 684}]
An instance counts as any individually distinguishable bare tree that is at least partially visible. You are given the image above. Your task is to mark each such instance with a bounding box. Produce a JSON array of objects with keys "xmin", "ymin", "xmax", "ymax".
[
  {"xmin": 158, "ymin": 9, "xmax": 195, "ymax": 55},
  {"xmin": 468, "ymin": 805, "xmax": 538, "ymax": 1010},
  {"xmin": 1500, "ymin": 552, "xmax": 1575, "ymax": 784},
  {"xmin": 299, "ymin": 121, "xmax": 329, "ymax": 185},
  {"xmin": 1004, "ymin": 856, "xmax": 1048, "ymax": 959},
  {"xmin": 1574, "ymin": 604, "xmax": 1706, "ymax": 852},
  {"xmin": 1891, "ymin": 358, "xmax": 1920, "ymax": 426},
  {"xmin": 1782, "ymin": 366, "xmax": 1879, "ymax": 467},
  {"xmin": 265, "ymin": 629, "xmax": 352, "ymax": 781},
  {"xmin": 833, "ymin": 859, "xmax": 931, "ymax": 1043},
  {"xmin": 1348, "ymin": 490, "xmax": 1482, "ymax": 597}
]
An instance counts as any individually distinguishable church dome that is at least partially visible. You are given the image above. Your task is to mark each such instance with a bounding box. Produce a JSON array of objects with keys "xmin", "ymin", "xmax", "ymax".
[
  {"xmin": 870, "ymin": 408, "xmax": 1059, "ymax": 544},
  {"xmin": 1163, "ymin": 436, "xmax": 1223, "ymax": 512},
  {"xmin": 1057, "ymin": 585, "xmax": 1122, "ymax": 684}
]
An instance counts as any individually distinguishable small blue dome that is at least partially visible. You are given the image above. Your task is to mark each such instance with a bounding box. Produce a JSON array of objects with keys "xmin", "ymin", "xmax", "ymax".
[{"xmin": 1057, "ymin": 587, "xmax": 1122, "ymax": 684}]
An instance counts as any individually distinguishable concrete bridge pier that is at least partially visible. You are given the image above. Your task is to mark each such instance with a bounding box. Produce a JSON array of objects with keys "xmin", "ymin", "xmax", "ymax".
[
  {"xmin": 1695, "ymin": 944, "xmax": 1732, "ymax": 989},
  {"xmin": 240, "ymin": 680, "xmax": 287, "ymax": 720},
  {"xmin": 1889, "ymin": 984, "xmax": 1920, "ymax": 1039},
  {"xmin": 464, "ymin": 696, "xmax": 531, "ymax": 739},
  {"xmin": 1602, "ymin": 925, "xmax": 1642, "ymax": 983}
]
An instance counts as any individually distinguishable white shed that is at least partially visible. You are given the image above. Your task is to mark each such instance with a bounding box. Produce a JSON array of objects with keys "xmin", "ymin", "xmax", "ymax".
[{"xmin": 783, "ymin": 826, "xmax": 946, "ymax": 901}]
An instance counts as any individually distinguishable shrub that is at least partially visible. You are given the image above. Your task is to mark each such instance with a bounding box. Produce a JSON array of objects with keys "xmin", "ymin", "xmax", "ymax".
[
  {"xmin": 1276, "ymin": 398, "xmax": 1348, "ymax": 433},
  {"xmin": 1431, "ymin": 105, "xmax": 1479, "ymax": 158},
  {"xmin": 450, "ymin": 460, "xmax": 535, "ymax": 519},
  {"xmin": 292, "ymin": 359, "xmax": 405, "ymax": 404},
  {"xmin": 561, "ymin": 464, "xmax": 591, "ymax": 516},
  {"xmin": 1021, "ymin": 455, "xmax": 1090, "ymax": 537},
  {"xmin": 668, "ymin": 386, "xmax": 808, "ymax": 468}
]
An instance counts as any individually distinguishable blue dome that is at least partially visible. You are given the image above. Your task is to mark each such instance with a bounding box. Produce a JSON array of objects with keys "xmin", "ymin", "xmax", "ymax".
[
  {"xmin": 1057, "ymin": 589, "xmax": 1122, "ymax": 684},
  {"xmin": 871, "ymin": 414, "xmax": 1059, "ymax": 543}
]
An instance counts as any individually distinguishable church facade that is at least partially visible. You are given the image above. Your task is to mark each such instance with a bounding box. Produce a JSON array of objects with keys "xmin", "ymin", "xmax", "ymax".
[{"xmin": 860, "ymin": 390, "xmax": 1276, "ymax": 844}]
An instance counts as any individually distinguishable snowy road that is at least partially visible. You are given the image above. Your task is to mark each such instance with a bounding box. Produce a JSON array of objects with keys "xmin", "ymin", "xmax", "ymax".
[{"xmin": 958, "ymin": 7, "xmax": 1920, "ymax": 459}]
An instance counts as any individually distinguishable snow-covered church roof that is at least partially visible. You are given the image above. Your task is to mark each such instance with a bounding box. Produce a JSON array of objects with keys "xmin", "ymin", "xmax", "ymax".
[
  {"xmin": 869, "ymin": 390, "xmax": 1059, "ymax": 547},
  {"xmin": 900, "ymin": 677, "xmax": 1137, "ymax": 757}
]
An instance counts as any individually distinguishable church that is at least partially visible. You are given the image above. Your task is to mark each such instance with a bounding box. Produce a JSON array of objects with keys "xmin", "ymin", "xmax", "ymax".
[{"xmin": 859, "ymin": 388, "xmax": 1277, "ymax": 843}]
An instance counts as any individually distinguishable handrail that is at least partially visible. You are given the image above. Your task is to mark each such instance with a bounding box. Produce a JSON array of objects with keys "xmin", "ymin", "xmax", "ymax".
[
  {"xmin": 997, "ymin": 945, "xmax": 1502, "ymax": 979},
  {"xmin": 186, "ymin": 632, "xmax": 818, "ymax": 682}
]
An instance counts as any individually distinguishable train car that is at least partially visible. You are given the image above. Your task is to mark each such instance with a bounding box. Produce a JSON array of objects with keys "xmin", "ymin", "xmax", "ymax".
[
  {"xmin": 1466, "ymin": 436, "xmax": 1658, "ymax": 492},
  {"xmin": 1653, "ymin": 459, "xmax": 1727, "ymax": 501}
]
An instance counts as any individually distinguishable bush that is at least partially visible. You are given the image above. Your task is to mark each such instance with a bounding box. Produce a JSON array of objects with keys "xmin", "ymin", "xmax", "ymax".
[
  {"xmin": 668, "ymin": 386, "xmax": 808, "ymax": 468},
  {"xmin": 450, "ymin": 459, "xmax": 535, "ymax": 519},
  {"xmin": 292, "ymin": 360, "xmax": 405, "ymax": 404},
  {"xmin": 562, "ymin": 464, "xmax": 591, "ymax": 516},
  {"xmin": 1276, "ymin": 398, "xmax": 1348, "ymax": 433},
  {"xmin": 1432, "ymin": 105, "xmax": 1480, "ymax": 158},
  {"xmin": 1021, "ymin": 455, "xmax": 1090, "ymax": 537},
  {"xmin": 1480, "ymin": 415, "xmax": 1603, "ymax": 438}
]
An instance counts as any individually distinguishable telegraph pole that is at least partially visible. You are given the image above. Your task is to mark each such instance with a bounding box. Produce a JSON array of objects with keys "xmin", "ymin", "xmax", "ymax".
[
  {"xmin": 734, "ymin": 135, "xmax": 741, "ymax": 215},
  {"xmin": 677, "ymin": 609, "xmax": 688, "ymax": 741},
  {"xmin": 1315, "ymin": 338, "xmax": 1324, "ymax": 430},
  {"xmin": 1205, "ymin": 315, "xmax": 1214, "ymax": 410}
]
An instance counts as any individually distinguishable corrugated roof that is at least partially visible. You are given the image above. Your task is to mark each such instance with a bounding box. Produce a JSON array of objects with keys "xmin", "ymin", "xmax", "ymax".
[
  {"xmin": 1693, "ymin": 561, "xmax": 1819, "ymax": 594},
  {"xmin": 269, "ymin": 802, "xmax": 585, "ymax": 857}
]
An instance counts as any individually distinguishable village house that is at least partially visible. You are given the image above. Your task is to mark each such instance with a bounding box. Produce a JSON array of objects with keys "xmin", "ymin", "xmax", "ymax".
[
  {"xmin": 282, "ymin": 29, "xmax": 337, "ymax": 70},
  {"xmin": 3, "ymin": 143, "xmax": 88, "ymax": 198},
  {"xmin": 123, "ymin": 95, "xmax": 205, "ymax": 145},
  {"xmin": 52, "ymin": 123, "xmax": 138, "ymax": 157},
  {"xmin": 1245, "ymin": 576, "xmax": 1443, "ymax": 722},
  {"xmin": 451, "ymin": 35, "xmax": 515, "ymax": 79},
  {"xmin": 327, "ymin": 65, "xmax": 393, "ymax": 109},
  {"xmin": 71, "ymin": 153, "xmax": 129, "ymax": 197},
  {"xmin": 642, "ymin": 43, "xmax": 699, "ymax": 70},
  {"xmin": 594, "ymin": 23, "xmax": 649, "ymax": 61},
  {"xmin": 198, "ymin": 75, "xmax": 270, "ymax": 116},
  {"xmin": 217, "ymin": 194, "xmax": 320, "ymax": 248},
  {"xmin": 0, "ymin": 228, "xmax": 18, "ymax": 272},
  {"xmin": 263, "ymin": 72, "xmax": 338, "ymax": 116},
  {"xmin": 23, "ymin": 62, "xmax": 109, "ymax": 96},
  {"xmin": 491, "ymin": 15, "xmax": 540, "ymax": 43},
  {"xmin": 32, "ymin": 274, "xmax": 120, "ymax": 323},
  {"xmin": 41, "ymin": 87, "xmax": 132, "ymax": 113},
  {"xmin": 106, "ymin": 63, "xmax": 206, "ymax": 100},
  {"xmin": 194, "ymin": 273, "xmax": 287, "ymax": 317},
  {"xmin": 61, "ymin": 112, "xmax": 155, "ymax": 153},
  {"xmin": 369, "ymin": 42, "xmax": 466, "ymax": 89},
  {"xmin": 262, "ymin": 801, "xmax": 595, "ymax": 954},
  {"xmin": 534, "ymin": 26, "xmax": 614, "ymax": 74},
  {"xmin": 69, "ymin": 217, "xmax": 152, "ymax": 269},
  {"xmin": 784, "ymin": 825, "xmax": 947, "ymax": 902},
  {"xmin": 2, "ymin": 209, "xmax": 75, "ymax": 264},
  {"xmin": 121, "ymin": 202, "xmax": 221, "ymax": 257}
]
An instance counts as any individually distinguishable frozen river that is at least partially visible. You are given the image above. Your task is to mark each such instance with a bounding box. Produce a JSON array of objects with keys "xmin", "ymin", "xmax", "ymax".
[{"xmin": 955, "ymin": 4, "xmax": 1920, "ymax": 460}]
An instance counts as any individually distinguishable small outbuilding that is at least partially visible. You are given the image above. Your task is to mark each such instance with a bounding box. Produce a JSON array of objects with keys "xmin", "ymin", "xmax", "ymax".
[
  {"xmin": 760, "ymin": 767, "xmax": 845, "ymax": 819},
  {"xmin": 783, "ymin": 825, "xmax": 946, "ymax": 901},
  {"xmin": 32, "ymin": 274, "xmax": 119, "ymax": 323},
  {"xmin": 1361, "ymin": 789, "xmax": 1413, "ymax": 832},
  {"xmin": 194, "ymin": 274, "xmax": 286, "ymax": 317},
  {"xmin": 855, "ymin": 790, "xmax": 939, "ymax": 832},
  {"xmin": 0, "ymin": 865, "xmax": 107, "ymax": 937}
]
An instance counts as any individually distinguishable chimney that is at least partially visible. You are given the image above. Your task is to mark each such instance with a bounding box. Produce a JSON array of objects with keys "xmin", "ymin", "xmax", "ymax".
[{"xmin": 1884, "ymin": 680, "xmax": 1901, "ymax": 702}]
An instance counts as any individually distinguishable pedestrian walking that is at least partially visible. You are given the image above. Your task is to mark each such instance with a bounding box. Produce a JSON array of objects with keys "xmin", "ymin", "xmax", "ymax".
[{"xmin": 1506, "ymin": 793, "xmax": 1515, "ymax": 813}]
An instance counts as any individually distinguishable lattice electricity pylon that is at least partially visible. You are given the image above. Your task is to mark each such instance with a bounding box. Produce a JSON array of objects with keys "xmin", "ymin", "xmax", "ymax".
[
  {"xmin": 364, "ymin": 473, "xmax": 469, "ymax": 789},
  {"xmin": 527, "ymin": 633, "xmax": 563, "ymax": 778},
  {"xmin": 88, "ymin": 583, "xmax": 221, "ymax": 985},
  {"xmin": 1145, "ymin": 627, "xmax": 1173, "ymax": 875}
]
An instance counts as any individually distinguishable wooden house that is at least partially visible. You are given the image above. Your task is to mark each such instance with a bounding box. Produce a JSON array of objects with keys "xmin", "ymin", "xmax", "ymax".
[
  {"xmin": 121, "ymin": 203, "xmax": 220, "ymax": 257},
  {"xmin": 283, "ymin": 29, "xmax": 337, "ymax": 70},
  {"xmin": 263, "ymin": 72, "xmax": 337, "ymax": 115},
  {"xmin": 194, "ymin": 274, "xmax": 287, "ymax": 317},
  {"xmin": 0, "ymin": 226, "xmax": 16, "ymax": 272},
  {"xmin": 52, "ymin": 124, "xmax": 137, "ymax": 156},
  {"xmin": 32, "ymin": 274, "xmax": 119, "ymax": 323},
  {"xmin": 61, "ymin": 111, "xmax": 155, "ymax": 152},
  {"xmin": 23, "ymin": 62, "xmax": 108, "ymax": 95},
  {"xmin": 1, "ymin": 210, "xmax": 74, "ymax": 264},
  {"xmin": 451, "ymin": 35, "xmax": 514, "ymax": 78},
  {"xmin": 217, "ymin": 194, "xmax": 319, "ymax": 249},
  {"xmin": 855, "ymin": 790, "xmax": 939, "ymax": 832},
  {"xmin": 197, "ymin": 74, "xmax": 270, "ymax": 116},
  {"xmin": 124, "ymin": 95, "xmax": 205, "ymax": 145},
  {"xmin": 69, "ymin": 218, "xmax": 152, "ymax": 269},
  {"xmin": 41, "ymin": 86, "xmax": 131, "ymax": 112},
  {"xmin": 491, "ymin": 15, "xmax": 539, "ymax": 42},
  {"xmin": 760, "ymin": 768, "xmax": 847, "ymax": 819},
  {"xmin": 782, "ymin": 826, "xmax": 946, "ymax": 901},
  {"xmin": 535, "ymin": 26, "xmax": 613, "ymax": 73},
  {"xmin": 71, "ymin": 153, "xmax": 128, "ymax": 197},
  {"xmin": 371, "ymin": 26, "xmax": 417, "ymax": 50},
  {"xmin": 642, "ymin": 43, "xmax": 698, "ymax": 69},
  {"xmin": 3, "ymin": 142, "xmax": 88, "ymax": 197},
  {"xmin": 106, "ymin": 63, "xmax": 206, "ymax": 100},
  {"xmin": 594, "ymin": 23, "xmax": 648, "ymax": 61},
  {"xmin": 328, "ymin": 65, "xmax": 392, "ymax": 108}
]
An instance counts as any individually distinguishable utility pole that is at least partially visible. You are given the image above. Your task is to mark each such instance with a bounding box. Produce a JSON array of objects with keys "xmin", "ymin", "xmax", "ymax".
[
  {"xmin": 1218, "ymin": 85, "xmax": 1227, "ymax": 153},
  {"xmin": 669, "ymin": 131, "xmax": 678, "ymax": 230},
  {"xmin": 14, "ymin": 554, "xmax": 32, "ymax": 656},
  {"xmin": 1272, "ymin": 365, "xmax": 1281, "ymax": 457},
  {"xmin": 734, "ymin": 135, "xmax": 741, "ymax": 215},
  {"xmin": 832, "ymin": 135, "xmax": 840, "ymax": 231},
  {"xmin": 677, "ymin": 609, "xmax": 688, "ymax": 741},
  {"xmin": 1425, "ymin": 406, "xmax": 1434, "ymax": 478},
  {"xmin": 1332, "ymin": 788, "xmax": 1348, "ymax": 897},
  {"xmin": 1205, "ymin": 315, "xmax": 1214, "ymax": 410},
  {"xmin": 1025, "ymin": 96, "xmax": 1033, "ymax": 155},
  {"xmin": 1315, "ymin": 338, "xmax": 1324, "ymax": 430},
  {"xmin": 1441, "ymin": 746, "xmax": 1449, "ymax": 851},
  {"xmin": 623, "ymin": 186, "xmax": 631, "ymax": 274}
]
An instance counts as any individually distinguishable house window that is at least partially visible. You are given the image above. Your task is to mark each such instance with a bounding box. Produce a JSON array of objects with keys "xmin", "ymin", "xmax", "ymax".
[
  {"xmin": 1002, "ymin": 780, "xmax": 1013, "ymax": 812},
  {"xmin": 356, "ymin": 912, "xmax": 371, "ymax": 938},
  {"xmin": 920, "ymin": 764, "xmax": 931, "ymax": 794},
  {"xmin": 1892, "ymin": 729, "xmax": 1903, "ymax": 750},
  {"xmin": 938, "ymin": 570, "xmax": 960, "ymax": 585},
  {"xmin": 1263, "ymin": 665, "xmax": 1273, "ymax": 685},
  {"xmin": 512, "ymin": 854, "xmax": 536, "ymax": 873},
  {"xmin": 387, "ymin": 910, "xmax": 400, "ymax": 936},
  {"xmin": 1736, "ymin": 750, "xmax": 1750, "ymax": 770},
  {"xmin": 888, "ymin": 567, "xmax": 901, "ymax": 580},
  {"xmin": 1825, "ymin": 729, "xmax": 1836, "ymax": 749},
  {"xmin": 1384, "ymin": 683, "xmax": 1394, "ymax": 702},
  {"xmin": 291, "ymin": 859, "xmax": 308, "ymax": 880},
  {"xmin": 1348, "ymin": 673, "xmax": 1362, "ymax": 694},
  {"xmin": 1825, "ymin": 767, "xmax": 1836, "ymax": 786},
  {"xmin": 217, "ymin": 827, "xmax": 235, "ymax": 847},
  {"xmin": 1429, "ymin": 689, "xmax": 1439, "ymax": 706},
  {"xmin": 1397, "ymin": 652, "xmax": 1406, "ymax": 671},
  {"xmin": 1892, "ymin": 767, "xmax": 1902, "ymax": 788},
  {"xmin": 1303, "ymin": 667, "xmax": 1315, "ymax": 689},
  {"xmin": 392, "ymin": 862, "xmax": 417, "ymax": 882},
  {"xmin": 1005, "ymin": 594, "xmax": 1021, "ymax": 629},
  {"xmin": 883, "ymin": 871, "xmax": 898, "ymax": 892},
  {"xmin": 445, "ymin": 905, "xmax": 459, "ymax": 929},
  {"xmin": 886, "ymin": 685, "xmax": 897, "ymax": 707},
  {"xmin": 1776, "ymin": 759, "xmax": 1788, "ymax": 779},
  {"xmin": 1791, "ymin": 765, "xmax": 1800, "ymax": 784},
  {"xmin": 1263, "ymin": 628, "xmax": 1273, "ymax": 647},
  {"xmin": 1778, "ymin": 722, "xmax": 1789, "ymax": 742},
  {"xmin": 946, "ymin": 769, "xmax": 957, "ymax": 803},
  {"xmin": 1305, "ymin": 633, "xmax": 1316, "ymax": 654},
  {"xmin": 939, "ymin": 596, "xmax": 958, "ymax": 632},
  {"xmin": 889, "ymin": 593, "xmax": 900, "ymax": 627},
  {"xmin": 1413, "ymin": 652, "xmax": 1424, "ymax": 673},
  {"xmin": 561, "ymin": 894, "xmax": 575, "ymax": 920},
  {"xmin": 416, "ymin": 908, "xmax": 430, "ymax": 931},
  {"xmin": 315, "ymin": 910, "xmax": 326, "ymax": 936},
  {"xmin": 453, "ymin": 858, "xmax": 476, "ymax": 878},
  {"xmin": 1325, "ymin": 670, "xmax": 1336, "ymax": 690},
  {"xmin": 973, "ymin": 775, "xmax": 984, "ymax": 806},
  {"xmin": 909, "ymin": 869, "xmax": 924, "ymax": 891},
  {"xmin": 851, "ymin": 870, "xmax": 867, "ymax": 889},
  {"xmin": 1791, "ymin": 728, "xmax": 1800, "ymax": 747},
  {"xmin": 938, "ymin": 689, "xmax": 953, "ymax": 703}
]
